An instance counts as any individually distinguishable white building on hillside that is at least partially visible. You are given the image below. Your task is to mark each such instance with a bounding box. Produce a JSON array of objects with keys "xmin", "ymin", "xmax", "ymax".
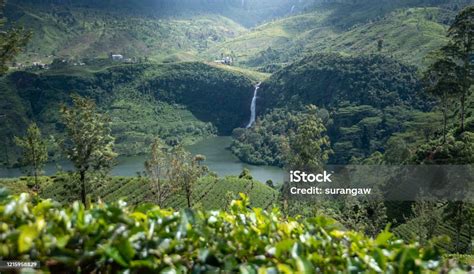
[{"xmin": 111, "ymin": 54, "xmax": 124, "ymax": 61}]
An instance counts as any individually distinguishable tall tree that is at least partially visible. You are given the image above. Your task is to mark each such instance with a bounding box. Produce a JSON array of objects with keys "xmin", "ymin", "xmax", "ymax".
[
  {"xmin": 60, "ymin": 95, "xmax": 117, "ymax": 206},
  {"xmin": 0, "ymin": 0, "xmax": 31, "ymax": 74},
  {"xmin": 14, "ymin": 123, "xmax": 47, "ymax": 190},
  {"xmin": 447, "ymin": 6, "xmax": 473, "ymax": 132},
  {"xmin": 408, "ymin": 200, "xmax": 443, "ymax": 245},
  {"xmin": 423, "ymin": 57, "xmax": 460, "ymax": 143},
  {"xmin": 145, "ymin": 139, "xmax": 174, "ymax": 207},
  {"xmin": 168, "ymin": 145, "xmax": 207, "ymax": 208},
  {"xmin": 444, "ymin": 201, "xmax": 473, "ymax": 253},
  {"xmin": 425, "ymin": 6, "xmax": 473, "ymax": 134},
  {"xmin": 443, "ymin": 8, "xmax": 473, "ymax": 248}
]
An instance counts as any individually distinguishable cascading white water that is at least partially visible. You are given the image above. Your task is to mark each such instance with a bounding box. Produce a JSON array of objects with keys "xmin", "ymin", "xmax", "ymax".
[{"xmin": 246, "ymin": 82, "xmax": 261, "ymax": 128}]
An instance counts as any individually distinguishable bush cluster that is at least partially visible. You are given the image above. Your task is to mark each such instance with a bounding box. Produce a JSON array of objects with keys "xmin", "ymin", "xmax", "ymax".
[{"xmin": 0, "ymin": 190, "xmax": 445, "ymax": 273}]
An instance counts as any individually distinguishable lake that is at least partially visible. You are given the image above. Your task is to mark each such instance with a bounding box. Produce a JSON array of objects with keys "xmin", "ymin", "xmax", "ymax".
[{"xmin": 0, "ymin": 136, "xmax": 287, "ymax": 184}]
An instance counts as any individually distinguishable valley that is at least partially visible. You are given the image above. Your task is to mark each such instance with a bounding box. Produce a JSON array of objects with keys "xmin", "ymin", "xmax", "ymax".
[{"xmin": 0, "ymin": 0, "xmax": 473, "ymax": 271}]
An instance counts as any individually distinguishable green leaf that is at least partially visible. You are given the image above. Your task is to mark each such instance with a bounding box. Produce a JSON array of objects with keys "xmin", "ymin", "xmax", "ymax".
[
  {"xmin": 117, "ymin": 239, "xmax": 135, "ymax": 262},
  {"xmin": 291, "ymin": 242, "xmax": 303, "ymax": 258},
  {"xmin": 239, "ymin": 264, "xmax": 257, "ymax": 274},
  {"xmin": 0, "ymin": 187, "xmax": 10, "ymax": 201},
  {"xmin": 372, "ymin": 249, "xmax": 387, "ymax": 271},
  {"xmin": 375, "ymin": 230, "xmax": 392, "ymax": 246},
  {"xmin": 275, "ymin": 239, "xmax": 295, "ymax": 257},
  {"xmin": 296, "ymin": 257, "xmax": 313, "ymax": 274},
  {"xmin": 33, "ymin": 199, "xmax": 55, "ymax": 215},
  {"xmin": 18, "ymin": 225, "xmax": 39, "ymax": 253},
  {"xmin": 105, "ymin": 246, "xmax": 128, "ymax": 267},
  {"xmin": 131, "ymin": 259, "xmax": 156, "ymax": 268}
]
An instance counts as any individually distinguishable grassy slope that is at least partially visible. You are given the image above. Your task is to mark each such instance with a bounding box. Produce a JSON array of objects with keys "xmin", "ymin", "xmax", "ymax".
[
  {"xmin": 207, "ymin": 7, "xmax": 452, "ymax": 69},
  {"xmin": 6, "ymin": 2, "xmax": 248, "ymax": 64},
  {"xmin": 0, "ymin": 67, "xmax": 213, "ymax": 159},
  {"xmin": 205, "ymin": 9, "xmax": 331, "ymax": 67},
  {"xmin": 0, "ymin": 175, "xmax": 279, "ymax": 210},
  {"xmin": 312, "ymin": 7, "xmax": 450, "ymax": 69},
  {"xmin": 205, "ymin": 62, "xmax": 271, "ymax": 82}
]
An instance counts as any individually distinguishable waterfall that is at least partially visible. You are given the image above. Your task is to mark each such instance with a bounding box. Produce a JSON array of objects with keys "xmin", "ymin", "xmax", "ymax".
[{"xmin": 246, "ymin": 82, "xmax": 261, "ymax": 128}]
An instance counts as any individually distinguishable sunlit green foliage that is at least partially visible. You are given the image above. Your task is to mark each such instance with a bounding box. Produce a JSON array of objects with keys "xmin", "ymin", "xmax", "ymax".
[
  {"xmin": 0, "ymin": 191, "xmax": 450, "ymax": 273},
  {"xmin": 0, "ymin": 0, "xmax": 472, "ymax": 268},
  {"xmin": 5, "ymin": 2, "xmax": 247, "ymax": 65},
  {"xmin": 210, "ymin": 5, "xmax": 463, "ymax": 70}
]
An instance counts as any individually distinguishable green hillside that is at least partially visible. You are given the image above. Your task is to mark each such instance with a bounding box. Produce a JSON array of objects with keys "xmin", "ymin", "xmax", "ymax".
[
  {"xmin": 5, "ymin": 2, "xmax": 247, "ymax": 64},
  {"xmin": 0, "ymin": 62, "xmax": 256, "ymax": 164},
  {"xmin": 9, "ymin": 0, "xmax": 316, "ymax": 27},
  {"xmin": 231, "ymin": 54, "xmax": 436, "ymax": 164},
  {"xmin": 205, "ymin": 9, "xmax": 332, "ymax": 71},
  {"xmin": 207, "ymin": 6, "xmax": 455, "ymax": 70},
  {"xmin": 8, "ymin": 0, "xmax": 471, "ymax": 70},
  {"xmin": 5, "ymin": 0, "xmax": 331, "ymax": 65},
  {"xmin": 0, "ymin": 175, "xmax": 278, "ymax": 210},
  {"xmin": 311, "ymin": 7, "xmax": 452, "ymax": 69},
  {"xmin": 260, "ymin": 54, "xmax": 427, "ymax": 110}
]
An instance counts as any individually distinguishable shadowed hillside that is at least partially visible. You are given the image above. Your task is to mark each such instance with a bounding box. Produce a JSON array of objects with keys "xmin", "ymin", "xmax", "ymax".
[{"xmin": 0, "ymin": 62, "xmax": 256, "ymax": 163}]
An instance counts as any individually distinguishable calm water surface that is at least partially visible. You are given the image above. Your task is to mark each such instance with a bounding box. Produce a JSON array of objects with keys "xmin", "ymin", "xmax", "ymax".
[{"xmin": 0, "ymin": 136, "xmax": 286, "ymax": 184}]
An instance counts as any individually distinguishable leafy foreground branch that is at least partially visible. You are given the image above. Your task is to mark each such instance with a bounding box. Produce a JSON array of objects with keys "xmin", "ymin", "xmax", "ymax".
[{"xmin": 0, "ymin": 191, "xmax": 456, "ymax": 273}]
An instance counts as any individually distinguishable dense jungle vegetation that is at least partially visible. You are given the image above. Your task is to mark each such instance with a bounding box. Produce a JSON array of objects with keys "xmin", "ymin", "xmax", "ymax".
[{"xmin": 232, "ymin": 54, "xmax": 439, "ymax": 164}]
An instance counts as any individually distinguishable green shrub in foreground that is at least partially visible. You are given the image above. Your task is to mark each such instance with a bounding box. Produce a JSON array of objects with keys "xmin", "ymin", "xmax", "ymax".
[{"xmin": 0, "ymin": 190, "xmax": 447, "ymax": 273}]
